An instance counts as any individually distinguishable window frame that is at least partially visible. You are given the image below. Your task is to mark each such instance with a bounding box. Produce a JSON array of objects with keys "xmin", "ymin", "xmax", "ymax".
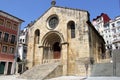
[
  {"xmin": 10, "ymin": 35, "xmax": 16, "ymax": 44},
  {"xmin": 47, "ymin": 15, "xmax": 59, "ymax": 30},
  {"xmin": 0, "ymin": 17, "xmax": 5, "ymax": 26},
  {"xmin": 4, "ymin": 32, "xmax": 9, "ymax": 42},
  {"xmin": 67, "ymin": 21, "xmax": 75, "ymax": 39},
  {"xmin": 12, "ymin": 23, "xmax": 18, "ymax": 31},
  {"xmin": 117, "ymin": 21, "xmax": 120, "ymax": 26},
  {"xmin": 2, "ymin": 45, "xmax": 8, "ymax": 53},
  {"xmin": 9, "ymin": 46, "xmax": 15, "ymax": 54},
  {"xmin": 6, "ymin": 20, "xmax": 12, "ymax": 29}
]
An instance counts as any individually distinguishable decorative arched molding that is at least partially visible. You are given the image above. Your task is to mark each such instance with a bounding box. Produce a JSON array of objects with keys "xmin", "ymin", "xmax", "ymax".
[
  {"xmin": 67, "ymin": 20, "xmax": 75, "ymax": 28},
  {"xmin": 41, "ymin": 31, "xmax": 65, "ymax": 46}
]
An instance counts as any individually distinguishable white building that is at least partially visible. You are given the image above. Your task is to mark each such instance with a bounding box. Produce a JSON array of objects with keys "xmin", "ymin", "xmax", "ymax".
[
  {"xmin": 92, "ymin": 13, "xmax": 120, "ymax": 54},
  {"xmin": 109, "ymin": 16, "xmax": 120, "ymax": 49},
  {"xmin": 18, "ymin": 27, "xmax": 28, "ymax": 61},
  {"xmin": 92, "ymin": 13, "xmax": 112, "ymax": 50}
]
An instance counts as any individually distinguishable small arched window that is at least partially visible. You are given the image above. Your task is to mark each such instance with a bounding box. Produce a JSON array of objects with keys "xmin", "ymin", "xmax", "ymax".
[
  {"xmin": 34, "ymin": 29, "xmax": 40, "ymax": 44},
  {"xmin": 67, "ymin": 21, "xmax": 75, "ymax": 38}
]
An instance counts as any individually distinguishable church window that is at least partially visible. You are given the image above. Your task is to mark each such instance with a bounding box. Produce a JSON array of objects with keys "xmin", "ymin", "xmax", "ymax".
[
  {"xmin": 47, "ymin": 15, "xmax": 59, "ymax": 29},
  {"xmin": 67, "ymin": 21, "xmax": 75, "ymax": 38},
  {"xmin": 49, "ymin": 17, "xmax": 58, "ymax": 29},
  {"xmin": 71, "ymin": 23, "xmax": 75, "ymax": 38},
  {"xmin": 34, "ymin": 29, "xmax": 40, "ymax": 44}
]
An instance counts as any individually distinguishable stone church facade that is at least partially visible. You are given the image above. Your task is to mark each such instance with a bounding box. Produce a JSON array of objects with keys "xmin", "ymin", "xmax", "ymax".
[{"xmin": 26, "ymin": 5, "xmax": 105, "ymax": 76}]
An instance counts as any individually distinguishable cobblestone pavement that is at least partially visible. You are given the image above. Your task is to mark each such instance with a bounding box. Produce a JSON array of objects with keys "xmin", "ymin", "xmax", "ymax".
[{"xmin": 0, "ymin": 75, "xmax": 120, "ymax": 80}]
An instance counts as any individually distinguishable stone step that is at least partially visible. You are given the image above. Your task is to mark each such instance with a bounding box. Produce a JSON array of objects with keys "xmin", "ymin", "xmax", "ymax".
[{"xmin": 18, "ymin": 63, "xmax": 60, "ymax": 79}]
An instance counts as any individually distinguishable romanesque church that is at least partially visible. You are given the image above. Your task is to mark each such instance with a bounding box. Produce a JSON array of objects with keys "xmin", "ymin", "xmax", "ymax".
[{"xmin": 21, "ymin": 1, "xmax": 105, "ymax": 79}]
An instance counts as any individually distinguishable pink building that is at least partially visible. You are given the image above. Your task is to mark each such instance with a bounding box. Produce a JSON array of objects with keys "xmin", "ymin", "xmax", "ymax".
[{"xmin": 0, "ymin": 10, "xmax": 24, "ymax": 75}]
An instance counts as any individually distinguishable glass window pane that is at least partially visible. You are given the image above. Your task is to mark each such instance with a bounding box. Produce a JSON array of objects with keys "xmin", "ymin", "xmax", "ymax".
[
  {"xmin": 10, "ymin": 47, "xmax": 14, "ymax": 54},
  {"xmin": 6, "ymin": 21, "xmax": 11, "ymax": 28},
  {"xmin": 4, "ymin": 33, "xmax": 9, "ymax": 42},
  {"xmin": 11, "ymin": 35, "xmax": 16, "ymax": 44},
  {"xmin": 0, "ymin": 18, "xmax": 4, "ymax": 25},
  {"xmin": 2, "ymin": 46, "xmax": 7, "ymax": 53}
]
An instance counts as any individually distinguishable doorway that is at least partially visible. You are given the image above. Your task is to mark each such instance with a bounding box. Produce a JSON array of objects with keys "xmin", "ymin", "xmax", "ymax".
[
  {"xmin": 53, "ymin": 42, "xmax": 61, "ymax": 59},
  {"xmin": 7, "ymin": 62, "xmax": 12, "ymax": 75},
  {"xmin": 0, "ymin": 62, "xmax": 5, "ymax": 74},
  {"xmin": 42, "ymin": 32, "xmax": 63, "ymax": 59}
]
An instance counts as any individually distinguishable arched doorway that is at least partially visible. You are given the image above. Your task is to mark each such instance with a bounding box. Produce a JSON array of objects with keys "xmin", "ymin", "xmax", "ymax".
[{"xmin": 42, "ymin": 32, "xmax": 63, "ymax": 59}]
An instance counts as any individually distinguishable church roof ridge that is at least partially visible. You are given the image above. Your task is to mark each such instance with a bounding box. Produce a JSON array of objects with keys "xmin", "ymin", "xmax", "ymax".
[
  {"xmin": 54, "ymin": 6, "xmax": 88, "ymax": 13},
  {"xmin": 28, "ymin": 6, "xmax": 89, "ymax": 28}
]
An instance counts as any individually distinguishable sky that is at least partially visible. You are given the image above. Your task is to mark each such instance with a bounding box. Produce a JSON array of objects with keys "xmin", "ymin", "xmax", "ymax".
[{"xmin": 0, "ymin": 0, "xmax": 120, "ymax": 30}]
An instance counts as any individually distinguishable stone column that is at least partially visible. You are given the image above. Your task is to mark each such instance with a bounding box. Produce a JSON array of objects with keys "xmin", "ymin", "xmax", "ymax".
[
  {"xmin": 61, "ymin": 42, "xmax": 68, "ymax": 75},
  {"xmin": 11, "ymin": 62, "xmax": 15, "ymax": 74},
  {"xmin": 48, "ymin": 47, "xmax": 51, "ymax": 59},
  {"xmin": 50, "ymin": 47, "xmax": 53, "ymax": 59},
  {"xmin": 4, "ymin": 62, "xmax": 8, "ymax": 75},
  {"xmin": 15, "ymin": 62, "xmax": 19, "ymax": 74},
  {"xmin": 39, "ymin": 46, "xmax": 44, "ymax": 64}
]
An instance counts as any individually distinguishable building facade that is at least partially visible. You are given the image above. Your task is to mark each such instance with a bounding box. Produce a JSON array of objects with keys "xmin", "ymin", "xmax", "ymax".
[
  {"xmin": 16, "ymin": 27, "xmax": 28, "ymax": 74},
  {"xmin": 92, "ymin": 13, "xmax": 111, "ymax": 50},
  {"xmin": 109, "ymin": 16, "xmax": 120, "ymax": 49},
  {"xmin": 18, "ymin": 27, "xmax": 28, "ymax": 61},
  {"xmin": 26, "ymin": 4, "xmax": 105, "ymax": 76},
  {"xmin": 92, "ymin": 14, "xmax": 120, "ymax": 57},
  {"xmin": 0, "ymin": 10, "xmax": 24, "ymax": 75}
]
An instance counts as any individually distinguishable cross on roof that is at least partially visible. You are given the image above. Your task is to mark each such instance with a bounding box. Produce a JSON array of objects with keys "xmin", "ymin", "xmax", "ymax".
[{"xmin": 51, "ymin": 0, "xmax": 56, "ymax": 6}]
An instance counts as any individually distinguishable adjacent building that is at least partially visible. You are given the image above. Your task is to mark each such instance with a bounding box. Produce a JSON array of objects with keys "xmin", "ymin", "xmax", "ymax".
[
  {"xmin": 0, "ymin": 10, "xmax": 24, "ymax": 75},
  {"xmin": 110, "ymin": 16, "xmax": 120, "ymax": 49},
  {"xmin": 92, "ymin": 13, "xmax": 120, "ymax": 55},
  {"xmin": 18, "ymin": 27, "xmax": 28, "ymax": 61},
  {"xmin": 16, "ymin": 26, "xmax": 28, "ymax": 74},
  {"xmin": 92, "ymin": 13, "xmax": 111, "ymax": 50},
  {"xmin": 26, "ymin": 2, "xmax": 105, "ymax": 77}
]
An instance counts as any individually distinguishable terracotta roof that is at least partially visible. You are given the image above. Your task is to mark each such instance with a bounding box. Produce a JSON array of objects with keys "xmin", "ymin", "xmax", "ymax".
[{"xmin": 93, "ymin": 13, "xmax": 111, "ymax": 24}]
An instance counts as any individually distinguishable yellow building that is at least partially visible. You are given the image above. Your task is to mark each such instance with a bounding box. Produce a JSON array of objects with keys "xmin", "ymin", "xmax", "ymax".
[{"xmin": 25, "ymin": 2, "xmax": 105, "ymax": 78}]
